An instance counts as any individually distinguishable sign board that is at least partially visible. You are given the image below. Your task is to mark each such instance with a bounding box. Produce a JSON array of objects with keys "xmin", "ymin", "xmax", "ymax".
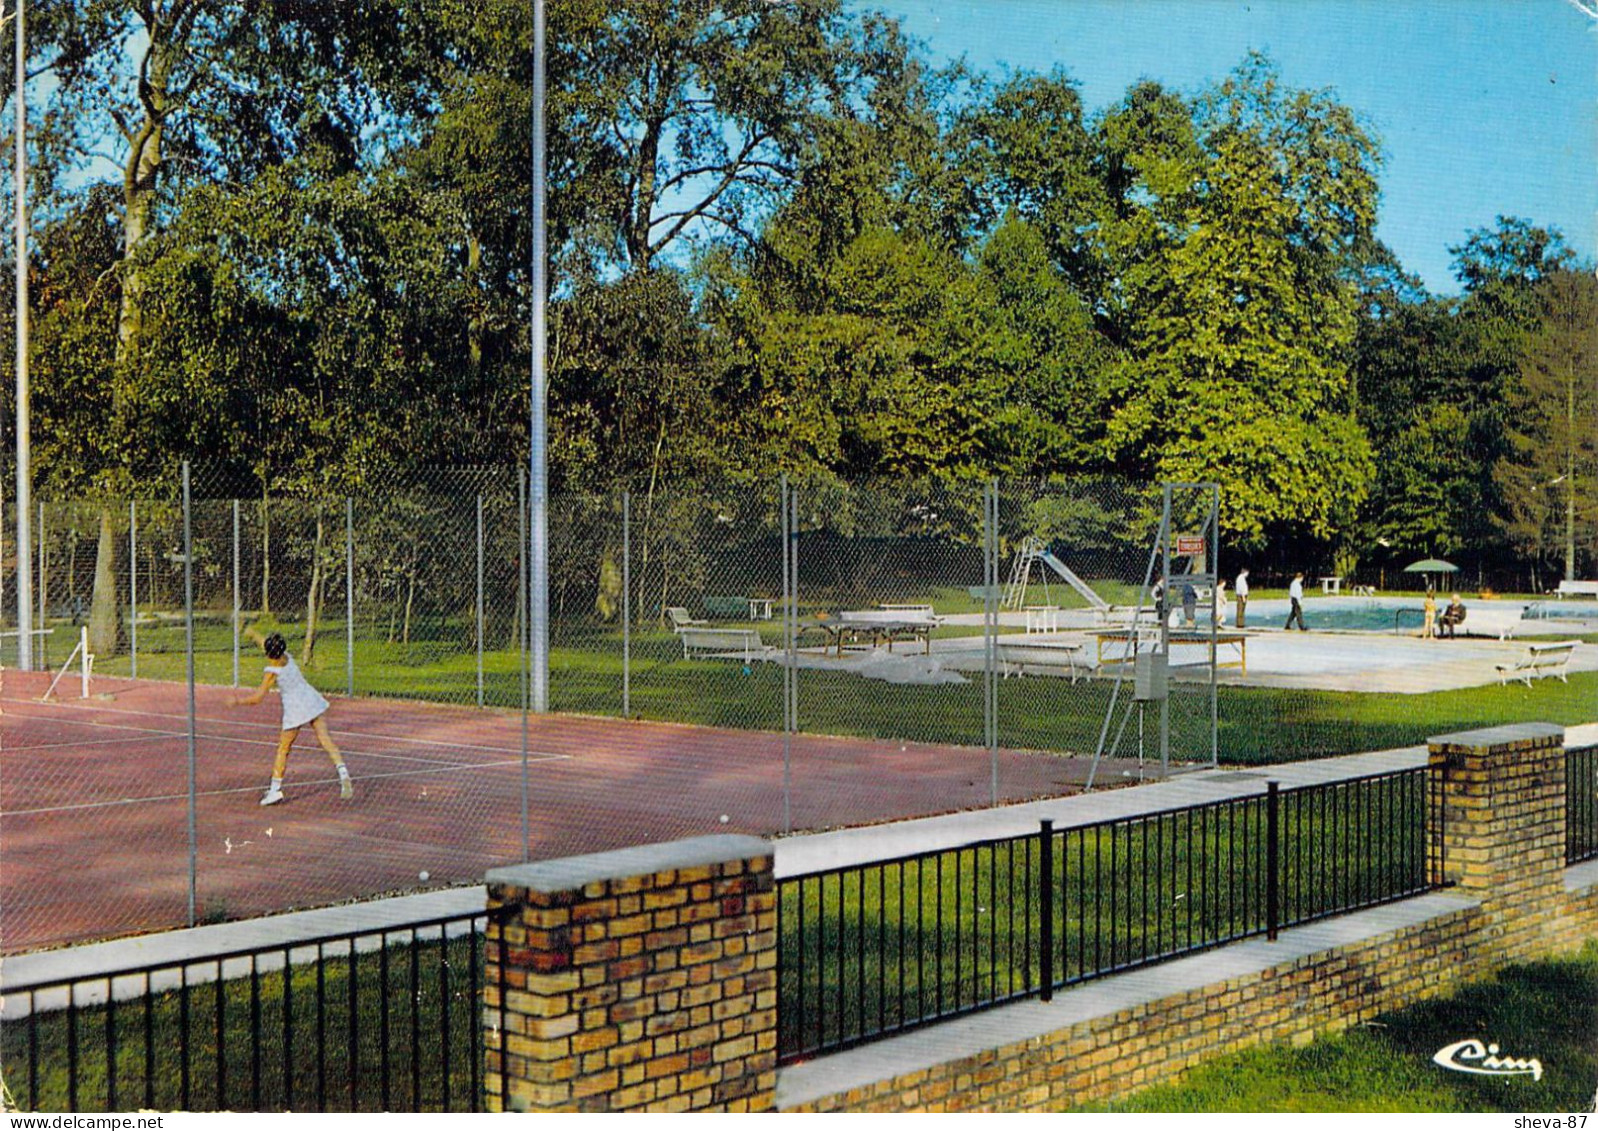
[{"xmin": 1176, "ymin": 535, "xmax": 1205, "ymax": 556}]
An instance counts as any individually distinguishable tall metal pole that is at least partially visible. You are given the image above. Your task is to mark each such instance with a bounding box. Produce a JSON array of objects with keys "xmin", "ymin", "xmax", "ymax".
[
  {"xmin": 129, "ymin": 500, "xmax": 137, "ymax": 678},
  {"xmin": 183, "ymin": 462, "xmax": 196, "ymax": 927},
  {"xmin": 231, "ymin": 498, "xmax": 240, "ymax": 688},
  {"xmin": 528, "ymin": 0, "xmax": 549, "ymax": 712},
  {"xmin": 14, "ymin": 0, "xmax": 31, "ymax": 672},
  {"xmin": 475, "ymin": 493, "xmax": 485, "ymax": 707},
  {"xmin": 622, "ymin": 490, "xmax": 630, "ymax": 718},
  {"xmin": 345, "ymin": 498, "xmax": 354, "ymax": 697}
]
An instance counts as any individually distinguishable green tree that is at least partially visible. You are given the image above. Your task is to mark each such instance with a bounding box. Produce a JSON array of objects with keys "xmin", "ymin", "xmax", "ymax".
[
  {"xmin": 1098, "ymin": 56, "xmax": 1381, "ymax": 545},
  {"xmin": 1495, "ymin": 268, "xmax": 1598, "ymax": 585}
]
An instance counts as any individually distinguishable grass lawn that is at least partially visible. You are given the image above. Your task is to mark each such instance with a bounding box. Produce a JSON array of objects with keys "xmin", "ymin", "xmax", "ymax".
[{"xmin": 1090, "ymin": 941, "xmax": 1598, "ymax": 1112}]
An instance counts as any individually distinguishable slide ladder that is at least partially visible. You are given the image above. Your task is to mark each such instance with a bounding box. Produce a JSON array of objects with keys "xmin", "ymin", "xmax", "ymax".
[{"xmin": 1004, "ymin": 538, "xmax": 1045, "ymax": 609}]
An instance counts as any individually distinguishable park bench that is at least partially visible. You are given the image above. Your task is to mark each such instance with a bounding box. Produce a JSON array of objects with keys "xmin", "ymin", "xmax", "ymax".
[
  {"xmin": 878, "ymin": 603, "xmax": 936, "ymax": 619},
  {"xmin": 995, "ymin": 638, "xmax": 1086, "ymax": 683},
  {"xmin": 1495, "ymin": 640, "xmax": 1579, "ymax": 687},
  {"xmin": 703, "ymin": 595, "xmax": 752, "ymax": 619},
  {"xmin": 678, "ymin": 626, "xmax": 766, "ymax": 662},
  {"xmin": 1555, "ymin": 580, "xmax": 1598, "ymax": 599}
]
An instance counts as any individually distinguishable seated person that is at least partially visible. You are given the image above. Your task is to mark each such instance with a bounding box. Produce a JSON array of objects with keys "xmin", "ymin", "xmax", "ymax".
[{"xmin": 1438, "ymin": 594, "xmax": 1467, "ymax": 638}]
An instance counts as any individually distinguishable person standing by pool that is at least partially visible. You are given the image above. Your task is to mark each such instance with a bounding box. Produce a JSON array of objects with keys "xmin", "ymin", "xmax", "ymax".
[
  {"xmin": 1235, "ymin": 569, "xmax": 1249, "ymax": 627},
  {"xmin": 1423, "ymin": 588, "xmax": 1437, "ymax": 639},
  {"xmin": 1181, "ymin": 581, "xmax": 1198, "ymax": 627},
  {"xmin": 1216, "ymin": 579, "xmax": 1229, "ymax": 627},
  {"xmin": 1285, "ymin": 572, "xmax": 1307, "ymax": 631}
]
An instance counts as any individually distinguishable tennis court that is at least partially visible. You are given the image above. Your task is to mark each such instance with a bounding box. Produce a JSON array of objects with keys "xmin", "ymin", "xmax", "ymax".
[{"xmin": 0, "ymin": 668, "xmax": 1121, "ymax": 953}]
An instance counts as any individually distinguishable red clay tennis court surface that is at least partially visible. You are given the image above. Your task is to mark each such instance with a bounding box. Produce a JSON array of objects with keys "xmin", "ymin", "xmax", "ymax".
[{"xmin": 1, "ymin": 669, "xmax": 1129, "ymax": 954}]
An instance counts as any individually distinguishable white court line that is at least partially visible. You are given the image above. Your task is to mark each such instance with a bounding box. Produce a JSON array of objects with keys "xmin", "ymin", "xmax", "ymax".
[
  {"xmin": 6, "ymin": 733, "xmax": 180, "ymax": 753},
  {"xmin": 1, "ymin": 715, "xmax": 516, "ymax": 770},
  {"xmin": 6, "ymin": 755, "xmax": 566, "ymax": 817},
  {"xmin": 6, "ymin": 696, "xmax": 535, "ymax": 757}
]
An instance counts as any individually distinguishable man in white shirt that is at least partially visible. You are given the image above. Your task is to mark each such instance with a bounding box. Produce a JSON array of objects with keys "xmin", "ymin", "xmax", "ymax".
[
  {"xmin": 1235, "ymin": 569, "xmax": 1249, "ymax": 627},
  {"xmin": 1286, "ymin": 572, "xmax": 1307, "ymax": 631}
]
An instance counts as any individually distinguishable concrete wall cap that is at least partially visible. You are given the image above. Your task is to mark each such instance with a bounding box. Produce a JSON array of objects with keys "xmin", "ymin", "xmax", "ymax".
[
  {"xmin": 486, "ymin": 835, "xmax": 772, "ymax": 895},
  {"xmin": 1428, "ymin": 723, "xmax": 1564, "ymax": 750}
]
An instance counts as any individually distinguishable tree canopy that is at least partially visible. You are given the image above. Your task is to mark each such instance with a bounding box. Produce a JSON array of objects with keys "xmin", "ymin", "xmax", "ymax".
[{"xmin": 2, "ymin": 1, "xmax": 1590, "ymax": 590}]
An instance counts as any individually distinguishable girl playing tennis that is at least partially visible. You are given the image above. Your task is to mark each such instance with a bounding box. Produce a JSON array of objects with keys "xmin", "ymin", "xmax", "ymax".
[{"xmin": 231, "ymin": 631, "xmax": 353, "ymax": 806}]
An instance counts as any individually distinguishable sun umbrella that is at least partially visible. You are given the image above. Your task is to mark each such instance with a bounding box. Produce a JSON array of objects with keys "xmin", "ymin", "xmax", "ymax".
[{"xmin": 1403, "ymin": 559, "xmax": 1459, "ymax": 574}]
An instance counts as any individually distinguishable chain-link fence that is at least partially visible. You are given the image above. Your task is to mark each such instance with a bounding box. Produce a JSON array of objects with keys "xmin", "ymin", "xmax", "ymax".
[{"xmin": 8, "ymin": 467, "xmax": 1592, "ymax": 953}]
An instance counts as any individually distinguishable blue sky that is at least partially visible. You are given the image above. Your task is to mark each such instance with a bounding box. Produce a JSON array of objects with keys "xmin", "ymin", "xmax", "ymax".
[{"xmin": 869, "ymin": 0, "xmax": 1597, "ymax": 295}]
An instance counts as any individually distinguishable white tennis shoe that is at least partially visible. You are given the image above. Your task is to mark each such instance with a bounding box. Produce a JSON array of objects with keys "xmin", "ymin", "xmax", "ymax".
[
  {"xmin": 339, "ymin": 777, "xmax": 354, "ymax": 800},
  {"xmin": 259, "ymin": 787, "xmax": 285, "ymax": 807}
]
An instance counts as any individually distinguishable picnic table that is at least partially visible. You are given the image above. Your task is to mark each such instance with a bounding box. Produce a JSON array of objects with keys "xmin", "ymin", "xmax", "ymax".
[
  {"xmin": 803, "ymin": 610, "xmax": 941, "ymax": 656},
  {"xmin": 1093, "ymin": 628, "xmax": 1248, "ymax": 675}
]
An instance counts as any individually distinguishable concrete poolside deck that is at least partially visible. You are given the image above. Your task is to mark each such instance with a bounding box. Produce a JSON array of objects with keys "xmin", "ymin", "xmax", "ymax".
[{"xmin": 918, "ymin": 598, "xmax": 1597, "ymax": 694}]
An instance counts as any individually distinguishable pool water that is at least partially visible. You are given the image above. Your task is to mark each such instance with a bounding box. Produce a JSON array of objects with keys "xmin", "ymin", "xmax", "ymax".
[
  {"xmin": 1258, "ymin": 601, "xmax": 1425, "ymax": 633},
  {"xmin": 1522, "ymin": 601, "xmax": 1598, "ymax": 621}
]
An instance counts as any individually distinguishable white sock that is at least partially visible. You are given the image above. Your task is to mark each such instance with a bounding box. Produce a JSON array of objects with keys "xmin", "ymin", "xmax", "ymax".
[
  {"xmin": 269, "ymin": 778, "xmax": 283, "ymax": 792},
  {"xmin": 337, "ymin": 764, "xmax": 350, "ymax": 779}
]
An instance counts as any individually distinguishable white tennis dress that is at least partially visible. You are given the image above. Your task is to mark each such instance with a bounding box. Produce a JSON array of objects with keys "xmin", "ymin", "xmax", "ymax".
[{"xmin": 269, "ymin": 655, "xmax": 330, "ymax": 730}]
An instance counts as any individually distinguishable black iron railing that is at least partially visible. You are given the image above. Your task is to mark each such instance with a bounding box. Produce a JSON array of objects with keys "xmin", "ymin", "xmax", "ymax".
[
  {"xmin": 778, "ymin": 767, "xmax": 1432, "ymax": 1062},
  {"xmin": 0, "ymin": 911, "xmax": 488, "ymax": 1113},
  {"xmin": 1570, "ymin": 745, "xmax": 1598, "ymax": 865}
]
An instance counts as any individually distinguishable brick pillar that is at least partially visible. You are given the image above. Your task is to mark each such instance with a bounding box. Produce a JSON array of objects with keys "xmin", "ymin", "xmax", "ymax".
[
  {"xmin": 1428, "ymin": 723, "xmax": 1565, "ymax": 961},
  {"xmin": 483, "ymin": 835, "xmax": 777, "ymax": 1113}
]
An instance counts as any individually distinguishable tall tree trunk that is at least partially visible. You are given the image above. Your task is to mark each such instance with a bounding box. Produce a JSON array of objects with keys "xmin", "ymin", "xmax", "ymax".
[
  {"xmin": 403, "ymin": 570, "xmax": 417, "ymax": 646},
  {"xmin": 87, "ymin": 21, "xmax": 178, "ymax": 656},
  {"xmin": 87, "ymin": 510, "xmax": 123, "ymax": 655},
  {"xmin": 302, "ymin": 513, "xmax": 324, "ymax": 663}
]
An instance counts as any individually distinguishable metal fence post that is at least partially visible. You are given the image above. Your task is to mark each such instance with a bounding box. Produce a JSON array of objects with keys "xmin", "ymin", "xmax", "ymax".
[
  {"xmin": 183, "ymin": 462, "xmax": 197, "ymax": 928},
  {"xmin": 1039, "ymin": 818, "xmax": 1055, "ymax": 1001},
  {"xmin": 36, "ymin": 500, "xmax": 45, "ymax": 663},
  {"xmin": 986, "ymin": 480, "xmax": 998, "ymax": 804},
  {"xmin": 129, "ymin": 499, "xmax": 138, "ymax": 679},
  {"xmin": 232, "ymin": 499, "xmax": 240, "ymax": 688},
  {"xmin": 476, "ymin": 493, "xmax": 485, "ymax": 708},
  {"xmin": 622, "ymin": 490, "xmax": 630, "ymax": 719},
  {"xmin": 1266, "ymin": 780, "xmax": 1280, "ymax": 940},
  {"xmin": 519, "ymin": 469, "xmax": 530, "ymax": 861},
  {"xmin": 345, "ymin": 498, "xmax": 354, "ymax": 698}
]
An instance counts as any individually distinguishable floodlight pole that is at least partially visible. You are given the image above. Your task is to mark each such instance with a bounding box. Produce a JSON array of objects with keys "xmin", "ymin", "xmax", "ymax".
[
  {"xmin": 528, "ymin": 0, "xmax": 548, "ymax": 712},
  {"xmin": 12, "ymin": 0, "xmax": 31, "ymax": 672}
]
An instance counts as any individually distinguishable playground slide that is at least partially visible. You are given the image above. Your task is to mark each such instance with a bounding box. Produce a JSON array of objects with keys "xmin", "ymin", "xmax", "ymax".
[{"xmin": 1038, "ymin": 550, "xmax": 1110, "ymax": 612}]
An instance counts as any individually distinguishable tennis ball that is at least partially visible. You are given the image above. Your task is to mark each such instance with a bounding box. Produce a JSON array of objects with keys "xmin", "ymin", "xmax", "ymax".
[
  {"xmin": 719, "ymin": 815, "xmax": 729, "ymax": 824},
  {"xmin": 418, "ymin": 870, "xmax": 430, "ymax": 881}
]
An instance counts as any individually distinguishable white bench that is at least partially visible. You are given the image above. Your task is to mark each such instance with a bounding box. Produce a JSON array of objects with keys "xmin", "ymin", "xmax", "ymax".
[
  {"xmin": 1555, "ymin": 580, "xmax": 1598, "ymax": 598},
  {"xmin": 995, "ymin": 639, "xmax": 1087, "ymax": 683},
  {"xmin": 878, "ymin": 603, "xmax": 936, "ymax": 619},
  {"xmin": 1495, "ymin": 640, "xmax": 1578, "ymax": 687},
  {"xmin": 678, "ymin": 627, "xmax": 765, "ymax": 661}
]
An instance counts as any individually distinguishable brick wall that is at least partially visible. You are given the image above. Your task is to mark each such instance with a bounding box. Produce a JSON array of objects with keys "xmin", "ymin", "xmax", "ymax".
[
  {"xmin": 786, "ymin": 723, "xmax": 1598, "ymax": 1112},
  {"xmin": 482, "ymin": 835, "xmax": 777, "ymax": 1113}
]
